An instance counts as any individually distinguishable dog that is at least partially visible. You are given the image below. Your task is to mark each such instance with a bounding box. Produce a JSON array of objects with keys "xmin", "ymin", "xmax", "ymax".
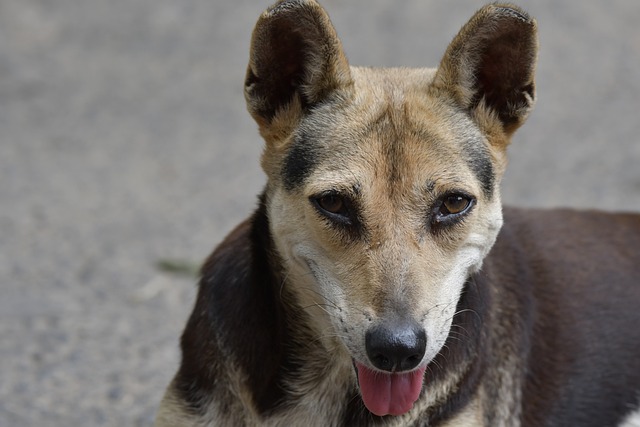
[{"xmin": 155, "ymin": 1, "xmax": 640, "ymax": 425}]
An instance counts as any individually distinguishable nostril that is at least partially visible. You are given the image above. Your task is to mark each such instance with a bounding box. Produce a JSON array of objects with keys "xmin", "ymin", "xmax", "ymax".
[
  {"xmin": 365, "ymin": 321, "xmax": 427, "ymax": 372},
  {"xmin": 407, "ymin": 354, "xmax": 420, "ymax": 364},
  {"xmin": 371, "ymin": 354, "xmax": 393, "ymax": 372}
]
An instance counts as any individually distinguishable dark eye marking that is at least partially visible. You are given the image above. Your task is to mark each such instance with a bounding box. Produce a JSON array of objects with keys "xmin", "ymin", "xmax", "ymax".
[{"xmin": 283, "ymin": 134, "xmax": 319, "ymax": 191}]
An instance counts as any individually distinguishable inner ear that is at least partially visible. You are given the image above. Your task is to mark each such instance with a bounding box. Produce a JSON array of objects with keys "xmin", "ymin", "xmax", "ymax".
[
  {"xmin": 245, "ymin": 19, "xmax": 308, "ymax": 117},
  {"xmin": 245, "ymin": 0, "xmax": 352, "ymax": 126},
  {"xmin": 433, "ymin": 4, "xmax": 538, "ymax": 134},
  {"xmin": 472, "ymin": 16, "xmax": 537, "ymax": 128}
]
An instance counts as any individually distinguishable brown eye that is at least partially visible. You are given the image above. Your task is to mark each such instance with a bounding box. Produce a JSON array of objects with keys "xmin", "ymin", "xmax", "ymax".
[
  {"xmin": 441, "ymin": 195, "xmax": 471, "ymax": 215},
  {"xmin": 431, "ymin": 193, "xmax": 475, "ymax": 229},
  {"xmin": 317, "ymin": 194, "xmax": 346, "ymax": 215},
  {"xmin": 311, "ymin": 192, "xmax": 354, "ymax": 226}
]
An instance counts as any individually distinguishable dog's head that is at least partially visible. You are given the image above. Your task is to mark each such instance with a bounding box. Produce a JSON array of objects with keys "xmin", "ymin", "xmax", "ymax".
[{"xmin": 245, "ymin": 0, "xmax": 537, "ymax": 417}]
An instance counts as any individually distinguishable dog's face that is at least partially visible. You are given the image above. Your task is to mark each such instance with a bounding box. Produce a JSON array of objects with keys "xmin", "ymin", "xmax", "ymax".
[
  {"xmin": 245, "ymin": 0, "xmax": 536, "ymax": 417},
  {"xmin": 267, "ymin": 66, "xmax": 505, "ymax": 366}
]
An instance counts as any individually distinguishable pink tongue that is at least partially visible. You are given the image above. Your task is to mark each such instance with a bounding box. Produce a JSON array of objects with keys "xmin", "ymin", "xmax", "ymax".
[{"xmin": 356, "ymin": 363, "xmax": 426, "ymax": 416}]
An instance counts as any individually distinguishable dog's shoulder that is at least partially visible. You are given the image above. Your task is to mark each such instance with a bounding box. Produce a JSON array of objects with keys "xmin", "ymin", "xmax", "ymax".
[{"xmin": 174, "ymin": 198, "xmax": 299, "ymax": 419}]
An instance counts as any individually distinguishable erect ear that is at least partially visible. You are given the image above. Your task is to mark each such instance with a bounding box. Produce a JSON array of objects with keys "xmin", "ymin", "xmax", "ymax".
[
  {"xmin": 244, "ymin": 0, "xmax": 352, "ymax": 129},
  {"xmin": 433, "ymin": 4, "xmax": 538, "ymax": 136}
]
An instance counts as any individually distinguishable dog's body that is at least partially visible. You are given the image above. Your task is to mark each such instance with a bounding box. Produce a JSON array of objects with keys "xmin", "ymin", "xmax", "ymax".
[{"xmin": 155, "ymin": 1, "xmax": 640, "ymax": 426}]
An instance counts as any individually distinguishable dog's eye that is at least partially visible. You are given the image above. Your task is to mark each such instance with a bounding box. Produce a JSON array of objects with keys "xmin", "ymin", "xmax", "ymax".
[
  {"xmin": 431, "ymin": 193, "xmax": 475, "ymax": 229},
  {"xmin": 316, "ymin": 194, "xmax": 347, "ymax": 216},
  {"xmin": 311, "ymin": 192, "xmax": 355, "ymax": 226},
  {"xmin": 441, "ymin": 195, "xmax": 471, "ymax": 216}
]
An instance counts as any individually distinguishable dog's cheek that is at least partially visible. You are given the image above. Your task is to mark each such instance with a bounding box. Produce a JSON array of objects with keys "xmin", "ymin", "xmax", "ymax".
[
  {"xmin": 464, "ymin": 198, "xmax": 504, "ymax": 270},
  {"xmin": 267, "ymin": 190, "xmax": 313, "ymax": 264},
  {"xmin": 420, "ymin": 261, "xmax": 470, "ymax": 359}
]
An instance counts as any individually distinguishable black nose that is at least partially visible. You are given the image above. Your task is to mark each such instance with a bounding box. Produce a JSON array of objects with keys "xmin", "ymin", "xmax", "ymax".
[{"xmin": 365, "ymin": 320, "xmax": 427, "ymax": 372}]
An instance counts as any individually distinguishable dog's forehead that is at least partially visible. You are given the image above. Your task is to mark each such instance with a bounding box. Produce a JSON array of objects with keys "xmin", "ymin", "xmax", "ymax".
[{"xmin": 282, "ymin": 67, "xmax": 495, "ymax": 197}]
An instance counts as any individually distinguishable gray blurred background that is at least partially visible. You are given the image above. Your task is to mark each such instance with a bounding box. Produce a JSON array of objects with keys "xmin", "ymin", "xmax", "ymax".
[{"xmin": 1, "ymin": 0, "xmax": 639, "ymax": 426}]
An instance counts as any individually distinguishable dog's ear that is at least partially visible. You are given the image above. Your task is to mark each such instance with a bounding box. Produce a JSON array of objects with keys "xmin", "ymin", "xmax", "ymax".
[
  {"xmin": 245, "ymin": 0, "xmax": 352, "ymax": 130},
  {"xmin": 433, "ymin": 4, "xmax": 537, "ymax": 136}
]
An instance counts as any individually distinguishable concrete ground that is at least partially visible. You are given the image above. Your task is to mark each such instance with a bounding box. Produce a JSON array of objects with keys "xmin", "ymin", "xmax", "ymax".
[{"xmin": 1, "ymin": 0, "xmax": 639, "ymax": 426}]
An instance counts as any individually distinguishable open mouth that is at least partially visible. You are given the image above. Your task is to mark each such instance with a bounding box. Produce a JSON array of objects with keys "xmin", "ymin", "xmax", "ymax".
[{"xmin": 354, "ymin": 361, "xmax": 427, "ymax": 417}]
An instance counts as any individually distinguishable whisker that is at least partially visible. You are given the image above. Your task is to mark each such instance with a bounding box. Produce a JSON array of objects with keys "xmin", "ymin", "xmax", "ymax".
[
  {"xmin": 429, "ymin": 357, "xmax": 444, "ymax": 371},
  {"xmin": 297, "ymin": 286, "xmax": 340, "ymax": 309},
  {"xmin": 310, "ymin": 302, "xmax": 334, "ymax": 317},
  {"xmin": 443, "ymin": 334, "xmax": 464, "ymax": 343},
  {"xmin": 453, "ymin": 307, "xmax": 481, "ymax": 321},
  {"xmin": 449, "ymin": 324, "xmax": 472, "ymax": 337},
  {"xmin": 309, "ymin": 333, "xmax": 350, "ymax": 346}
]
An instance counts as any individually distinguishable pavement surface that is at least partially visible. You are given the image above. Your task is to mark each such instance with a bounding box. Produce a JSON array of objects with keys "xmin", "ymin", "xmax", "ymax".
[{"xmin": 1, "ymin": 0, "xmax": 639, "ymax": 426}]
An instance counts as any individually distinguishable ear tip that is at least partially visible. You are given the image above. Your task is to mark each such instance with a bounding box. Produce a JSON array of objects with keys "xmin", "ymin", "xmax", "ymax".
[
  {"xmin": 265, "ymin": 0, "xmax": 320, "ymax": 18},
  {"xmin": 484, "ymin": 3, "xmax": 536, "ymax": 26}
]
